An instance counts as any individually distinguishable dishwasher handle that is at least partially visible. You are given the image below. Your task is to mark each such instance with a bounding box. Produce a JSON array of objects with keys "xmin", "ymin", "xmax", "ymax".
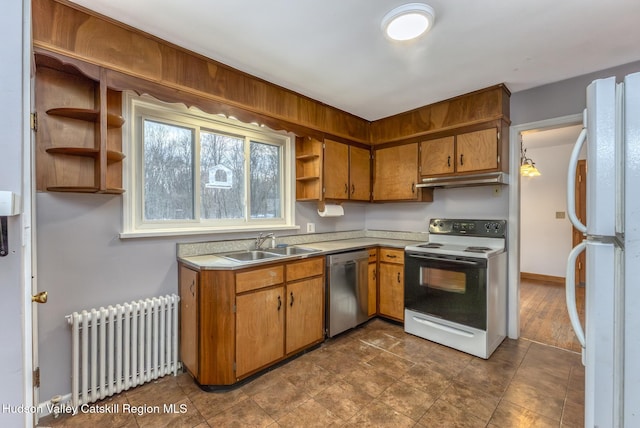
[{"xmin": 327, "ymin": 250, "xmax": 370, "ymax": 266}]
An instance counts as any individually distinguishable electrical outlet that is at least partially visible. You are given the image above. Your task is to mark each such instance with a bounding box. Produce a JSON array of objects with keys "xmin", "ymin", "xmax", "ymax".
[
  {"xmin": 306, "ymin": 223, "xmax": 316, "ymax": 233},
  {"xmin": 492, "ymin": 186, "xmax": 501, "ymax": 197}
]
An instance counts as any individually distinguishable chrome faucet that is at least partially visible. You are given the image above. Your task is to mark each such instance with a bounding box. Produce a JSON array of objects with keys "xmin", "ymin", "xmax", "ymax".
[{"xmin": 254, "ymin": 232, "xmax": 275, "ymax": 250}]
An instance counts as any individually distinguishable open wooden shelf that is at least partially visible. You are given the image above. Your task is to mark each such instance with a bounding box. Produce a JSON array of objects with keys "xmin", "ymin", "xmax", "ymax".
[
  {"xmin": 295, "ymin": 176, "xmax": 320, "ymax": 182},
  {"xmin": 295, "ymin": 137, "xmax": 323, "ymax": 201},
  {"xmin": 46, "ymin": 108, "xmax": 125, "ymax": 128},
  {"xmin": 35, "ymin": 49, "xmax": 126, "ymax": 194},
  {"xmin": 45, "ymin": 147, "xmax": 125, "ymax": 163},
  {"xmin": 46, "ymin": 186, "xmax": 125, "ymax": 194},
  {"xmin": 295, "ymin": 154, "xmax": 319, "ymax": 161}
]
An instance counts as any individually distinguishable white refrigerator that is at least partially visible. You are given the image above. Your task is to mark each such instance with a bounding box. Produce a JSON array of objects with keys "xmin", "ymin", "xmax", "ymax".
[{"xmin": 565, "ymin": 72, "xmax": 640, "ymax": 427}]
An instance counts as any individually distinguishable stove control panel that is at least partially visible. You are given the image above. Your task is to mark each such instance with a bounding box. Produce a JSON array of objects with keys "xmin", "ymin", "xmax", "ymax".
[{"xmin": 429, "ymin": 219, "xmax": 506, "ymax": 238}]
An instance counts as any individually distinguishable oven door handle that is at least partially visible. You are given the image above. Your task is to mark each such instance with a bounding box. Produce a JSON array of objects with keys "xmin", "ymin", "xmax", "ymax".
[
  {"xmin": 406, "ymin": 253, "xmax": 484, "ymax": 266},
  {"xmin": 410, "ymin": 316, "xmax": 475, "ymax": 338}
]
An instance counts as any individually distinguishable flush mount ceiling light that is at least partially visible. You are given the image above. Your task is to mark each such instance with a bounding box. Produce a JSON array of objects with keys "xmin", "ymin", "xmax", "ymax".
[{"xmin": 381, "ymin": 3, "xmax": 435, "ymax": 41}]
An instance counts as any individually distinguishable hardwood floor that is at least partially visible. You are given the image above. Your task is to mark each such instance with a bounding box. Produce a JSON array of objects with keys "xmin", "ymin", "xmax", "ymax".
[{"xmin": 519, "ymin": 278, "xmax": 586, "ymax": 353}]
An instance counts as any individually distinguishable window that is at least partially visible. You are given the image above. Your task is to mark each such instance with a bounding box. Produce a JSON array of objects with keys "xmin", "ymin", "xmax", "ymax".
[{"xmin": 122, "ymin": 94, "xmax": 294, "ymax": 237}]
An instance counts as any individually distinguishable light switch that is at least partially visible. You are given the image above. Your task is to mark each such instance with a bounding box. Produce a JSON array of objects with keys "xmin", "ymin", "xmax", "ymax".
[
  {"xmin": 556, "ymin": 211, "xmax": 566, "ymax": 219},
  {"xmin": 0, "ymin": 191, "xmax": 20, "ymax": 216}
]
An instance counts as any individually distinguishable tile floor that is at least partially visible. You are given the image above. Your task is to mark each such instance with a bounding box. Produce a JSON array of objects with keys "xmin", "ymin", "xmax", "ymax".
[{"xmin": 38, "ymin": 319, "xmax": 584, "ymax": 427}]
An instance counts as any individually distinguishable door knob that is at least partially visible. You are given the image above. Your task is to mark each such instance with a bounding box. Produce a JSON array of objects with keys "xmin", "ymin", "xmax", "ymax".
[{"xmin": 32, "ymin": 291, "xmax": 48, "ymax": 304}]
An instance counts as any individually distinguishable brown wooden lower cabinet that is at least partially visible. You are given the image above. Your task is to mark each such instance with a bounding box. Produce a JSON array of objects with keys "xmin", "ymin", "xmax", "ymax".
[
  {"xmin": 236, "ymin": 286, "xmax": 285, "ymax": 377},
  {"xmin": 178, "ymin": 265, "xmax": 199, "ymax": 378},
  {"xmin": 368, "ymin": 248, "xmax": 378, "ymax": 317},
  {"xmin": 178, "ymin": 256, "xmax": 325, "ymax": 387},
  {"xmin": 378, "ymin": 248, "xmax": 405, "ymax": 322},
  {"xmin": 285, "ymin": 276, "xmax": 324, "ymax": 354}
]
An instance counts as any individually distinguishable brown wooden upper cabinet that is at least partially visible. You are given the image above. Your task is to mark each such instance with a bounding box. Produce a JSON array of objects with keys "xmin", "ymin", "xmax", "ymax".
[
  {"xmin": 323, "ymin": 139, "xmax": 371, "ymax": 201},
  {"xmin": 373, "ymin": 143, "xmax": 432, "ymax": 202},
  {"xmin": 420, "ymin": 127, "xmax": 499, "ymax": 177}
]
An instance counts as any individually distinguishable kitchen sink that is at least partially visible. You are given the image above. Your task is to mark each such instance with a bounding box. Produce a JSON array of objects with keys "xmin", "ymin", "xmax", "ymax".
[
  {"xmin": 221, "ymin": 250, "xmax": 281, "ymax": 262},
  {"xmin": 220, "ymin": 246, "xmax": 320, "ymax": 262},
  {"xmin": 265, "ymin": 246, "xmax": 320, "ymax": 256}
]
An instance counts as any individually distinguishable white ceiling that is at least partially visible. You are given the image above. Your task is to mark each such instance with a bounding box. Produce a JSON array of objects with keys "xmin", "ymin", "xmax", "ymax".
[
  {"xmin": 68, "ymin": 0, "xmax": 640, "ymax": 121},
  {"xmin": 523, "ymin": 124, "xmax": 583, "ymax": 149}
]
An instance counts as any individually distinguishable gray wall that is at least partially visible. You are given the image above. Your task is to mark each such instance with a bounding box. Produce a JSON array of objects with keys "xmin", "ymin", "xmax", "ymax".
[
  {"xmin": 365, "ymin": 186, "xmax": 509, "ymax": 232},
  {"xmin": 511, "ymin": 60, "xmax": 640, "ymax": 126},
  {"xmin": 0, "ymin": 1, "xmax": 29, "ymax": 426}
]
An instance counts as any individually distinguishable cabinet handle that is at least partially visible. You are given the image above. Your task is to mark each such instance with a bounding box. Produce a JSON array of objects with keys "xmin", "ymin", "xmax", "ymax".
[
  {"xmin": 447, "ymin": 155, "xmax": 451, "ymax": 167},
  {"xmin": 290, "ymin": 291, "xmax": 294, "ymax": 307},
  {"xmin": 189, "ymin": 280, "xmax": 195, "ymax": 296},
  {"xmin": 351, "ymin": 184, "xmax": 355, "ymax": 195},
  {"xmin": 397, "ymin": 272, "xmax": 401, "ymax": 283},
  {"xmin": 373, "ymin": 269, "xmax": 377, "ymax": 280},
  {"xmin": 460, "ymin": 154, "xmax": 464, "ymax": 166},
  {"xmin": 344, "ymin": 183, "xmax": 348, "ymax": 195},
  {"xmin": 277, "ymin": 295, "xmax": 282, "ymax": 311},
  {"xmin": 386, "ymin": 254, "xmax": 397, "ymax": 259},
  {"xmin": 411, "ymin": 182, "xmax": 415, "ymax": 193}
]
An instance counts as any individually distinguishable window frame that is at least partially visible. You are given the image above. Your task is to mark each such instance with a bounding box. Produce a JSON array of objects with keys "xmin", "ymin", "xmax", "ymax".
[{"xmin": 121, "ymin": 93, "xmax": 296, "ymax": 238}]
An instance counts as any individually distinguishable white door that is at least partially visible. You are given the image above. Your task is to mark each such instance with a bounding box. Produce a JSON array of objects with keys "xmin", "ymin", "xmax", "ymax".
[{"xmin": 29, "ymin": 51, "xmax": 42, "ymax": 427}]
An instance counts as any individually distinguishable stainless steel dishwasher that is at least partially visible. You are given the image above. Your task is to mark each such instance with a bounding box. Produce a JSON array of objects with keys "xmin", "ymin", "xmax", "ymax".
[{"xmin": 326, "ymin": 250, "xmax": 370, "ymax": 337}]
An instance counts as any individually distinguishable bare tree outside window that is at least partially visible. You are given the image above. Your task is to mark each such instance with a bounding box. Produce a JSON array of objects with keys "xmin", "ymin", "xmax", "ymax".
[
  {"xmin": 143, "ymin": 120, "xmax": 194, "ymax": 220},
  {"xmin": 250, "ymin": 141, "xmax": 281, "ymax": 218},
  {"xmin": 200, "ymin": 131, "xmax": 245, "ymax": 219}
]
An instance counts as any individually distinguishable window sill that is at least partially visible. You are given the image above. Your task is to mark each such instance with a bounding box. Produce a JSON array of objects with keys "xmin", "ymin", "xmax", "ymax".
[{"xmin": 119, "ymin": 224, "xmax": 301, "ymax": 239}]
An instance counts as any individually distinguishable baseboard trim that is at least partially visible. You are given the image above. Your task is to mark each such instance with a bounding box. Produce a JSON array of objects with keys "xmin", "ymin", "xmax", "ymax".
[{"xmin": 520, "ymin": 272, "xmax": 565, "ymax": 285}]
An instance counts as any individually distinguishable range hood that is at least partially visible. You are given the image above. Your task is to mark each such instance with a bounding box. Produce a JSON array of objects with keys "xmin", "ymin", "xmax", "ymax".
[{"xmin": 416, "ymin": 172, "xmax": 509, "ymax": 189}]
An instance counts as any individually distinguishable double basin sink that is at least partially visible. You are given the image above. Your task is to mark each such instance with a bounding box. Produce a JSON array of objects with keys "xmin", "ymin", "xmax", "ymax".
[{"xmin": 221, "ymin": 246, "xmax": 320, "ymax": 263}]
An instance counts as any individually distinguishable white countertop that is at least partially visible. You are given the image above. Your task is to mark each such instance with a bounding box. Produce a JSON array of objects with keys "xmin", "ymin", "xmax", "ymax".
[{"xmin": 178, "ymin": 237, "xmax": 423, "ymax": 270}]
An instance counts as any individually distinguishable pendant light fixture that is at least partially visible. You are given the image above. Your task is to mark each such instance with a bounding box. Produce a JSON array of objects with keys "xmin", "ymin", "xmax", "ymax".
[
  {"xmin": 381, "ymin": 3, "xmax": 435, "ymax": 41},
  {"xmin": 520, "ymin": 139, "xmax": 541, "ymax": 177}
]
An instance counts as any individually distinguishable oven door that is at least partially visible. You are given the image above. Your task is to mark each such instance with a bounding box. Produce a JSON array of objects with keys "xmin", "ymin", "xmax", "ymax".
[{"xmin": 404, "ymin": 251, "xmax": 487, "ymax": 330}]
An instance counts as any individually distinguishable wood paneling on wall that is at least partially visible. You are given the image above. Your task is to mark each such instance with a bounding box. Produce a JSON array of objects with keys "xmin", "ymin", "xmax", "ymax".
[
  {"xmin": 370, "ymin": 85, "xmax": 511, "ymax": 145},
  {"xmin": 32, "ymin": 0, "xmax": 370, "ymax": 143}
]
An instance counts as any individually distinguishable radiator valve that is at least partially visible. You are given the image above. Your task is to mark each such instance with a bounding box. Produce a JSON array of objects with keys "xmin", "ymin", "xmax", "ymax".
[{"xmin": 50, "ymin": 395, "xmax": 62, "ymax": 418}]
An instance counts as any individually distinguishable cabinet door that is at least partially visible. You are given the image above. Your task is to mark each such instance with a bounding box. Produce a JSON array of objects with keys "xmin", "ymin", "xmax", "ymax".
[
  {"xmin": 236, "ymin": 286, "xmax": 285, "ymax": 377},
  {"xmin": 349, "ymin": 146, "xmax": 371, "ymax": 201},
  {"xmin": 323, "ymin": 139, "xmax": 350, "ymax": 200},
  {"xmin": 378, "ymin": 263, "xmax": 404, "ymax": 321},
  {"xmin": 286, "ymin": 277, "xmax": 324, "ymax": 354},
  {"xmin": 373, "ymin": 143, "xmax": 419, "ymax": 201},
  {"xmin": 456, "ymin": 128, "xmax": 498, "ymax": 173},
  {"xmin": 179, "ymin": 265, "xmax": 199, "ymax": 377},
  {"xmin": 368, "ymin": 262, "xmax": 377, "ymax": 317},
  {"xmin": 420, "ymin": 136, "xmax": 455, "ymax": 176}
]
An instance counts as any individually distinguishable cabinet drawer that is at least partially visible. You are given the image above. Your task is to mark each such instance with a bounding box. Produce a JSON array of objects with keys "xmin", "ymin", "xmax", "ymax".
[
  {"xmin": 368, "ymin": 248, "xmax": 377, "ymax": 263},
  {"xmin": 236, "ymin": 265, "xmax": 284, "ymax": 293},
  {"xmin": 379, "ymin": 248, "xmax": 404, "ymax": 264},
  {"xmin": 286, "ymin": 257, "xmax": 324, "ymax": 282}
]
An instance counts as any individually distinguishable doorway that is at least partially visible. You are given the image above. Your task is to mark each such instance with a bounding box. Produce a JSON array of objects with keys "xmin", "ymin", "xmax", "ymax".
[{"xmin": 507, "ymin": 114, "xmax": 585, "ymax": 346}]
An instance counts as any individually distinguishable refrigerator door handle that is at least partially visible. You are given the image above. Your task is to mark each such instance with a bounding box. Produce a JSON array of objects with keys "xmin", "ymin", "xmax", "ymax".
[
  {"xmin": 567, "ymin": 126, "xmax": 588, "ymax": 233},
  {"xmin": 565, "ymin": 240, "xmax": 586, "ymax": 349}
]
